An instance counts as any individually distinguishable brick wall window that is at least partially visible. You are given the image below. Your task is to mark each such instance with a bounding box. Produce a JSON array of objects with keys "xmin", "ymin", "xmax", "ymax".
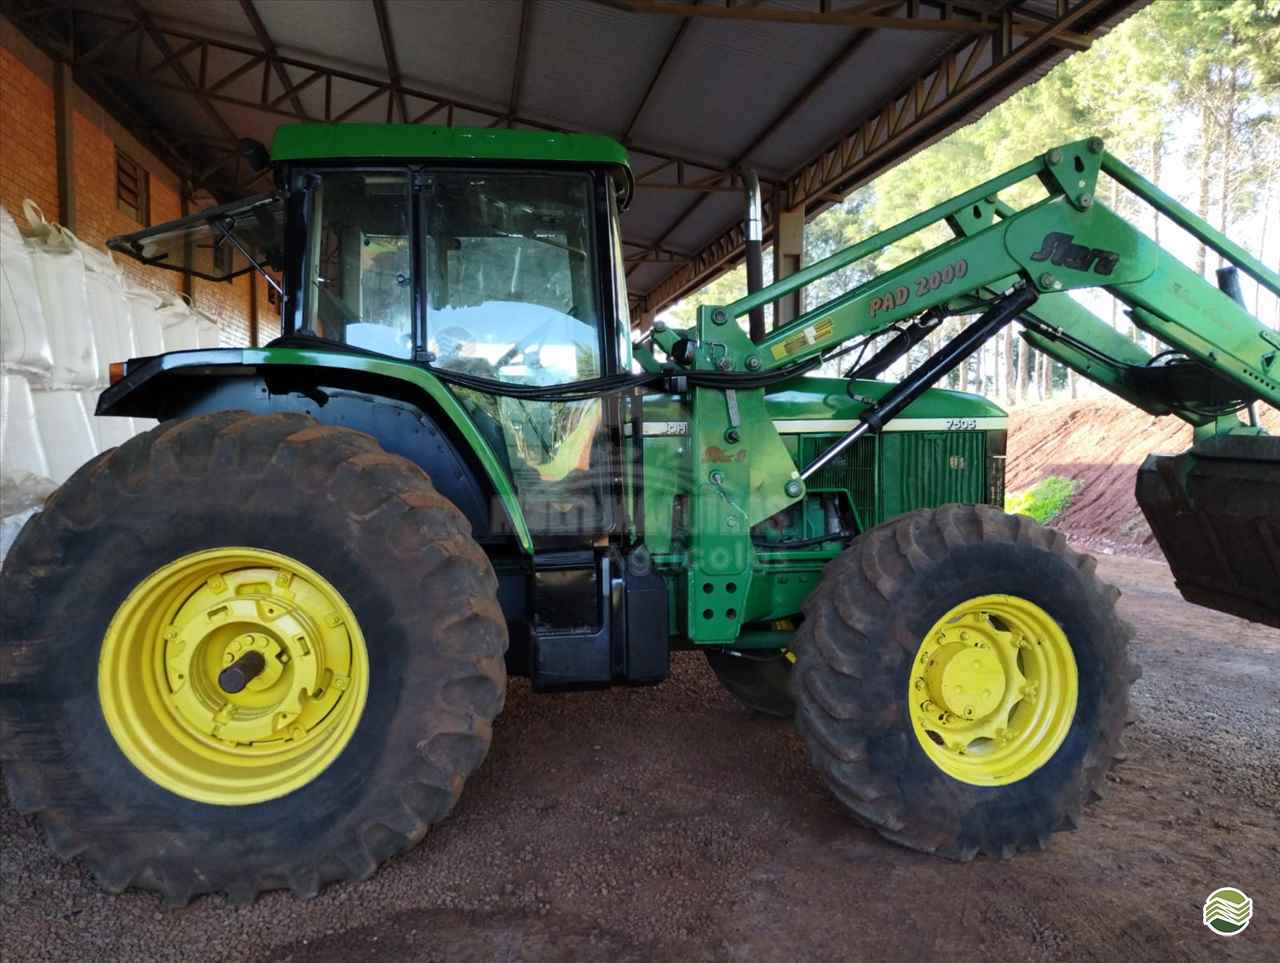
[{"xmin": 115, "ymin": 148, "xmax": 149, "ymax": 225}]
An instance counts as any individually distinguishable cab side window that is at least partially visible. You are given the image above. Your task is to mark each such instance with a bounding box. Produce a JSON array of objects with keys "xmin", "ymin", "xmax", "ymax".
[{"xmin": 305, "ymin": 172, "xmax": 412, "ymax": 358}]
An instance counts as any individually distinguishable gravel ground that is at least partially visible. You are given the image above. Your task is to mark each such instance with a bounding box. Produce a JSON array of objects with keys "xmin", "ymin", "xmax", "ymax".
[{"xmin": 2, "ymin": 552, "xmax": 1278, "ymax": 963}]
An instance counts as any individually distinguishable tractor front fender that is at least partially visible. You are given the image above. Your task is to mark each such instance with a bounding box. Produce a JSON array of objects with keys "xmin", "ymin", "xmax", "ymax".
[{"xmin": 96, "ymin": 346, "xmax": 534, "ymax": 553}]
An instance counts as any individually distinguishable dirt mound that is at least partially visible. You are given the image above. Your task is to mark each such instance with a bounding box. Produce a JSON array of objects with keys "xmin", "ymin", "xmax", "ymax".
[{"xmin": 1006, "ymin": 399, "xmax": 1279, "ymax": 558}]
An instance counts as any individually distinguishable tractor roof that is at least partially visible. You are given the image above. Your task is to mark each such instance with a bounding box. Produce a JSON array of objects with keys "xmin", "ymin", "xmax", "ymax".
[{"xmin": 270, "ymin": 123, "xmax": 630, "ymax": 172}]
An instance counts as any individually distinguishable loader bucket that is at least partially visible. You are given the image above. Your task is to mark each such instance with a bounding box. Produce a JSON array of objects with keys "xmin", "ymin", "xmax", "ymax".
[{"xmin": 1137, "ymin": 433, "xmax": 1280, "ymax": 630}]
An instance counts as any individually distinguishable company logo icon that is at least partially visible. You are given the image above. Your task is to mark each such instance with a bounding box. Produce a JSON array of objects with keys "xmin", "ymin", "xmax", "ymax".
[
  {"xmin": 1203, "ymin": 886, "xmax": 1253, "ymax": 936},
  {"xmin": 1029, "ymin": 231, "xmax": 1120, "ymax": 276}
]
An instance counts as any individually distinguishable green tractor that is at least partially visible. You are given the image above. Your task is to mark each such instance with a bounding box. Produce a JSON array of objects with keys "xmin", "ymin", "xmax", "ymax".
[{"xmin": 2, "ymin": 125, "xmax": 1277, "ymax": 903}]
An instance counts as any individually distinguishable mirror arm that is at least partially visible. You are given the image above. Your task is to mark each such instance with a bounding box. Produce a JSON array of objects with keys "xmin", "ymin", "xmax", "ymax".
[{"xmin": 213, "ymin": 217, "xmax": 283, "ymax": 297}]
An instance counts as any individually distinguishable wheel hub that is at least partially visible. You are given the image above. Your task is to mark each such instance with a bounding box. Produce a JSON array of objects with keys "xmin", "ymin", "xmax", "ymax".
[
  {"xmin": 98, "ymin": 548, "xmax": 369, "ymax": 805},
  {"xmin": 907, "ymin": 594, "xmax": 1077, "ymax": 786},
  {"xmin": 924, "ymin": 639, "xmax": 1006, "ymax": 720},
  {"xmin": 217, "ymin": 646, "xmax": 268, "ymax": 694}
]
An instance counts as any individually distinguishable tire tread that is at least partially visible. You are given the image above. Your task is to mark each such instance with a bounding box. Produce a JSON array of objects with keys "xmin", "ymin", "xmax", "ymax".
[
  {"xmin": 0, "ymin": 411, "xmax": 507, "ymax": 903},
  {"xmin": 794, "ymin": 504, "xmax": 1134, "ymax": 861}
]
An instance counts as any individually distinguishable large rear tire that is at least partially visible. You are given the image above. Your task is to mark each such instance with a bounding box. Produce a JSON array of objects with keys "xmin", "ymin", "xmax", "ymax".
[
  {"xmin": 0, "ymin": 411, "xmax": 508, "ymax": 902},
  {"xmin": 794, "ymin": 504, "xmax": 1136, "ymax": 859}
]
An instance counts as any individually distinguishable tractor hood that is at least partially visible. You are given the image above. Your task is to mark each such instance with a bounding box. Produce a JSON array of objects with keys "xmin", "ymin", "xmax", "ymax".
[{"xmin": 641, "ymin": 377, "xmax": 1007, "ymax": 433}]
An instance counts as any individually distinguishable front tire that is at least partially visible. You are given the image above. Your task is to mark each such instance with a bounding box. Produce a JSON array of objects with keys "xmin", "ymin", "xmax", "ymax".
[
  {"xmin": 0, "ymin": 411, "xmax": 508, "ymax": 902},
  {"xmin": 704, "ymin": 648, "xmax": 795, "ymax": 718},
  {"xmin": 794, "ymin": 504, "xmax": 1136, "ymax": 859}
]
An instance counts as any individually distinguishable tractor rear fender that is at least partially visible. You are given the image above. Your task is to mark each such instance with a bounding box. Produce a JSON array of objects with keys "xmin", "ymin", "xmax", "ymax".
[{"xmin": 96, "ymin": 346, "xmax": 534, "ymax": 554}]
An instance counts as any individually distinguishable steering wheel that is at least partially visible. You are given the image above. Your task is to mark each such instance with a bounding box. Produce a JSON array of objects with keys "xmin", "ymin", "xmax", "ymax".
[{"xmin": 493, "ymin": 319, "xmax": 554, "ymax": 371}]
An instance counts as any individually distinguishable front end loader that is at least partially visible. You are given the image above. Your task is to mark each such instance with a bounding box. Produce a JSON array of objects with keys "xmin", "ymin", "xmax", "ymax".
[{"xmin": 1, "ymin": 124, "xmax": 1276, "ymax": 902}]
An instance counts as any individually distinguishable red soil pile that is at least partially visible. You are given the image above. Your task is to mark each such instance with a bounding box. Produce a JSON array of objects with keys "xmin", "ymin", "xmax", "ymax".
[{"xmin": 1005, "ymin": 399, "xmax": 1279, "ymax": 558}]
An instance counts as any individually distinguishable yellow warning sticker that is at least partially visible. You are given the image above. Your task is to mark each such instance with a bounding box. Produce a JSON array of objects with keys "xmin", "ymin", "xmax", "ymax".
[{"xmin": 769, "ymin": 318, "xmax": 833, "ymax": 360}]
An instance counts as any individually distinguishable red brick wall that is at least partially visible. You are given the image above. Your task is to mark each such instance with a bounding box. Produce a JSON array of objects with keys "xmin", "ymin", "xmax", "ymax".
[
  {"xmin": 259, "ymin": 279, "xmax": 282, "ymax": 343},
  {"xmin": 1, "ymin": 15, "xmax": 255, "ymax": 345},
  {"xmin": 0, "ymin": 46, "xmax": 58, "ymax": 225},
  {"xmin": 195, "ymin": 275, "xmax": 254, "ymax": 347},
  {"xmin": 191, "ymin": 275, "xmax": 283, "ymax": 347},
  {"xmin": 70, "ymin": 110, "xmax": 182, "ymax": 299}
]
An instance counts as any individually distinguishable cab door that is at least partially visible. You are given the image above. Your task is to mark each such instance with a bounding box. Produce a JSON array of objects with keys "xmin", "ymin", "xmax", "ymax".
[{"xmin": 421, "ymin": 168, "xmax": 622, "ymax": 541}]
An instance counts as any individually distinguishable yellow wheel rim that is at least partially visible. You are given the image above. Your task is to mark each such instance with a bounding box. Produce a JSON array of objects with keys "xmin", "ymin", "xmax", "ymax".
[
  {"xmin": 99, "ymin": 548, "xmax": 369, "ymax": 806},
  {"xmin": 906, "ymin": 594, "xmax": 1077, "ymax": 786}
]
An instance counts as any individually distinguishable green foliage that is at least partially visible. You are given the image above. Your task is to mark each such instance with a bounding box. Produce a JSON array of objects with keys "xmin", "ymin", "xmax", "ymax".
[
  {"xmin": 664, "ymin": 262, "xmax": 749, "ymax": 329},
  {"xmin": 1006, "ymin": 476, "xmax": 1079, "ymax": 525}
]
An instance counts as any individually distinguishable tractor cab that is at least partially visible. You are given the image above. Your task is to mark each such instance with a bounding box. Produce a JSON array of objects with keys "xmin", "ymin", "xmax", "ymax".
[{"xmin": 110, "ymin": 124, "xmax": 636, "ymax": 541}]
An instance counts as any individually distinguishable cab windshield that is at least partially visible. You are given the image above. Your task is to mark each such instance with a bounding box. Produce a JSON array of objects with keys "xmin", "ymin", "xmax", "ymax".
[
  {"xmin": 425, "ymin": 171, "xmax": 601, "ymax": 385},
  {"xmin": 301, "ymin": 169, "xmax": 603, "ymax": 381}
]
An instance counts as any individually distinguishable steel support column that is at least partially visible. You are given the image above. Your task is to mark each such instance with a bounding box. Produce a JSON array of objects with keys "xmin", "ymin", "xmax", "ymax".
[
  {"xmin": 53, "ymin": 59, "xmax": 76, "ymax": 229},
  {"xmin": 771, "ymin": 205, "xmax": 805, "ymax": 329}
]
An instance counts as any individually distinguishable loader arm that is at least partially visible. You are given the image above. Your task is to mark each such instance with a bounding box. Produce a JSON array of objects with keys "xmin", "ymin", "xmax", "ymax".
[
  {"xmin": 651, "ymin": 137, "xmax": 1280, "ymax": 638},
  {"xmin": 685, "ymin": 138, "xmax": 1280, "ymax": 415}
]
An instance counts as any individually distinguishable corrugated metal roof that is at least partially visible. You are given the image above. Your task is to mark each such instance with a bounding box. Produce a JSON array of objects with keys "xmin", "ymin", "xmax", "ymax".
[{"xmin": 23, "ymin": 0, "xmax": 1147, "ymax": 315}]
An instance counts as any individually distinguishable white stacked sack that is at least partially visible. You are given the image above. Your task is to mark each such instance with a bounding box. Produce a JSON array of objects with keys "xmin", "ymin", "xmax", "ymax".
[
  {"xmin": 0, "ymin": 370, "xmax": 54, "ymax": 557},
  {"xmin": 1, "ymin": 203, "xmax": 54, "ymax": 379},
  {"xmin": 160, "ymin": 294, "xmax": 221, "ymax": 353},
  {"xmin": 22, "ymin": 201, "xmax": 101, "ymax": 389},
  {"xmin": 125, "ymin": 286, "xmax": 170, "ymax": 358},
  {"xmin": 1, "ymin": 201, "xmax": 222, "ymax": 559},
  {"xmin": 1, "ymin": 204, "xmax": 59, "ymax": 554},
  {"xmin": 15, "ymin": 201, "xmax": 107, "ymax": 490}
]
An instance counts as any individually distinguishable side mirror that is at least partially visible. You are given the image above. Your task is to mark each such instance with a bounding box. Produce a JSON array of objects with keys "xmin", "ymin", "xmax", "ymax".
[{"xmin": 238, "ymin": 138, "xmax": 270, "ymax": 173}]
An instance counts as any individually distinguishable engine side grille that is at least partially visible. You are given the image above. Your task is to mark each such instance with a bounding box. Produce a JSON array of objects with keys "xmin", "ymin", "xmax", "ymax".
[
  {"xmin": 882, "ymin": 431, "xmax": 987, "ymax": 517},
  {"xmin": 796, "ymin": 434, "xmax": 878, "ymax": 530}
]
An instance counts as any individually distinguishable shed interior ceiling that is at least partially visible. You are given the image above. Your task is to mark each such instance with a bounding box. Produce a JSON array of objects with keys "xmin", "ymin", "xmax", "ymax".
[{"xmin": 8, "ymin": 0, "xmax": 1145, "ymax": 315}]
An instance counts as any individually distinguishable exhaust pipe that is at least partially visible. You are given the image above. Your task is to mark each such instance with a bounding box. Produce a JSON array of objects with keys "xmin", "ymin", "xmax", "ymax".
[{"xmin": 742, "ymin": 169, "xmax": 765, "ymax": 342}]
